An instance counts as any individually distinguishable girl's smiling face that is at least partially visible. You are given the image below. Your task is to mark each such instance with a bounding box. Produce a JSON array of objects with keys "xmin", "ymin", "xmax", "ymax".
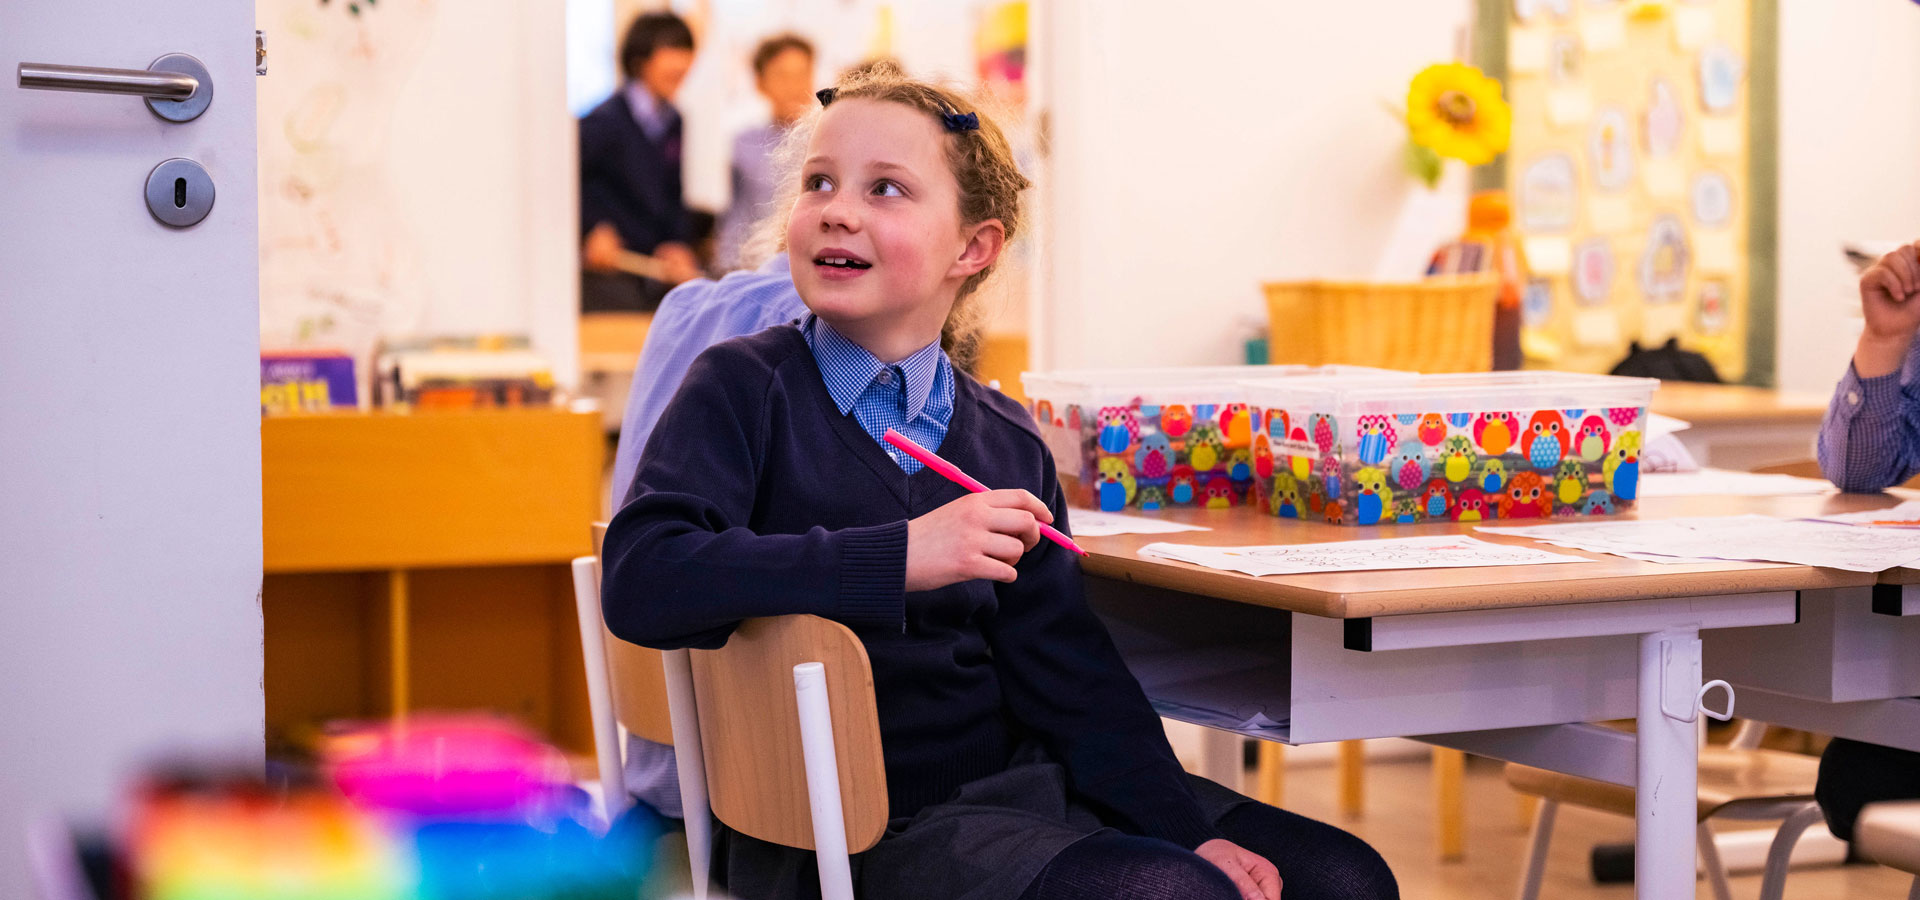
[{"xmin": 787, "ymin": 98, "xmax": 998, "ymax": 361}]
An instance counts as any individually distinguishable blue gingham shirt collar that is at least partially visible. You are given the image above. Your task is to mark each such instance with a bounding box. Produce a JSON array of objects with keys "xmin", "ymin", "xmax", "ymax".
[{"xmin": 803, "ymin": 315, "xmax": 948, "ymax": 421}]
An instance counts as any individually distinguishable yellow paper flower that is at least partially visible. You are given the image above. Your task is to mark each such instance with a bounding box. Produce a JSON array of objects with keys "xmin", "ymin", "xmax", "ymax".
[{"xmin": 1406, "ymin": 63, "xmax": 1511, "ymax": 166}]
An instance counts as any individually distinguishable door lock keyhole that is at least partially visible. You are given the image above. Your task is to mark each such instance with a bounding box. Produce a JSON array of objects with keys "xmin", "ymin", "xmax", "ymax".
[
  {"xmin": 145, "ymin": 158, "xmax": 214, "ymax": 227},
  {"xmin": 173, "ymin": 177, "xmax": 186, "ymax": 209}
]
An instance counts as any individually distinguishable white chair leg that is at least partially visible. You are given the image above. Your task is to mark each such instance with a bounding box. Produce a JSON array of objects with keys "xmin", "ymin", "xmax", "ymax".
[
  {"xmin": 664, "ymin": 648, "xmax": 712, "ymax": 900},
  {"xmin": 1516, "ymin": 798, "xmax": 1558, "ymax": 900},
  {"xmin": 1758, "ymin": 803, "xmax": 1827, "ymax": 900},
  {"xmin": 1698, "ymin": 822, "xmax": 1734, "ymax": 900},
  {"xmin": 570, "ymin": 557, "xmax": 630, "ymax": 826},
  {"xmin": 794, "ymin": 661, "xmax": 854, "ymax": 900}
]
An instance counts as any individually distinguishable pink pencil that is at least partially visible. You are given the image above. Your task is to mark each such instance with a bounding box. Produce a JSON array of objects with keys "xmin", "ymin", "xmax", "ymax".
[{"xmin": 883, "ymin": 428, "xmax": 1089, "ymax": 558}]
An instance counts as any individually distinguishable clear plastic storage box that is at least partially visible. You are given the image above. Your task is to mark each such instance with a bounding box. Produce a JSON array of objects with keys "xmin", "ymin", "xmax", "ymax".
[
  {"xmin": 1241, "ymin": 371, "xmax": 1659, "ymax": 525},
  {"xmin": 1019, "ymin": 366, "xmax": 1408, "ymax": 511}
]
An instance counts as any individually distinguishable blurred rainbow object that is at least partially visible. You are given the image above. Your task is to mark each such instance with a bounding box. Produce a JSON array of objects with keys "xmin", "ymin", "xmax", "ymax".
[{"xmin": 127, "ymin": 715, "xmax": 653, "ymax": 900}]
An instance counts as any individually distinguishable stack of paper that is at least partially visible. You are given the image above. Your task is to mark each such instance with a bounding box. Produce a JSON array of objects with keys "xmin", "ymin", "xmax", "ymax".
[
  {"xmin": 1137, "ymin": 536, "xmax": 1592, "ymax": 578},
  {"xmin": 1479, "ymin": 515, "xmax": 1920, "ymax": 572},
  {"xmin": 1067, "ymin": 509, "xmax": 1213, "ymax": 537},
  {"xmin": 1807, "ymin": 500, "xmax": 1920, "ymax": 528},
  {"xmin": 1636, "ymin": 469, "xmax": 1835, "ymax": 498}
]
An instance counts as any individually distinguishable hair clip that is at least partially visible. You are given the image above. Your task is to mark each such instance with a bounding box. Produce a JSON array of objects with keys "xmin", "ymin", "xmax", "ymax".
[
  {"xmin": 941, "ymin": 111, "xmax": 979, "ymax": 132},
  {"xmin": 815, "ymin": 87, "xmax": 837, "ymax": 106}
]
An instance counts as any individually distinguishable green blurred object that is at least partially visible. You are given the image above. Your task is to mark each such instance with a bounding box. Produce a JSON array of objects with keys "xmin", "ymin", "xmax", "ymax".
[{"xmin": 1244, "ymin": 336, "xmax": 1269, "ymax": 365}]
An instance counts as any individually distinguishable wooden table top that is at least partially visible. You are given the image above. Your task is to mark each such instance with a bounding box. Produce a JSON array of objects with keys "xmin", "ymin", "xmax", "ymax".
[
  {"xmin": 1077, "ymin": 491, "xmax": 1917, "ymax": 619},
  {"xmin": 1650, "ymin": 382, "xmax": 1830, "ymax": 427}
]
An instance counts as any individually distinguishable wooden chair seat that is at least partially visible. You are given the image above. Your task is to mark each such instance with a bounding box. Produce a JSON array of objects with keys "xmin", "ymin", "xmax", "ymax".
[
  {"xmin": 1858, "ymin": 800, "xmax": 1920, "ymax": 875},
  {"xmin": 1505, "ymin": 745, "xmax": 1819, "ymax": 821}
]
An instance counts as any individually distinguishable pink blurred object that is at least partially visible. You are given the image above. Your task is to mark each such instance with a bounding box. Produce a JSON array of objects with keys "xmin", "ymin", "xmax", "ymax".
[{"xmin": 323, "ymin": 715, "xmax": 574, "ymax": 818}]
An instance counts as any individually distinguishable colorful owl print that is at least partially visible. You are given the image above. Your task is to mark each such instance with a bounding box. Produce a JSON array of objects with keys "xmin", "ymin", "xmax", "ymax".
[
  {"xmin": 1525, "ymin": 410, "xmax": 1570, "ymax": 471},
  {"xmin": 1323, "ymin": 499, "xmax": 1346, "ymax": 525},
  {"xmin": 1134, "ymin": 433, "xmax": 1174, "ymax": 480},
  {"xmin": 1500, "ymin": 472, "xmax": 1553, "ymax": 519},
  {"xmin": 1396, "ymin": 412, "xmax": 1421, "ymax": 426},
  {"xmin": 1065, "ymin": 405, "xmax": 1083, "ymax": 430},
  {"xmin": 1607, "ymin": 407, "xmax": 1640, "ymax": 428},
  {"xmin": 1265, "ymin": 408, "xmax": 1289, "ymax": 440},
  {"xmin": 1451, "ymin": 487, "xmax": 1491, "ymax": 522},
  {"xmin": 1441, "ymin": 435, "xmax": 1475, "ymax": 483},
  {"xmin": 1221, "ymin": 403, "xmax": 1253, "ymax": 448},
  {"xmin": 1320, "ymin": 455, "xmax": 1343, "ymax": 501},
  {"xmin": 1306, "ymin": 476, "xmax": 1326, "ymax": 514},
  {"xmin": 1160, "ymin": 405, "xmax": 1194, "ymax": 439},
  {"xmin": 1418, "ymin": 413, "xmax": 1448, "ymax": 446},
  {"xmin": 1203, "ymin": 475, "xmax": 1237, "ymax": 509},
  {"xmin": 1355, "ymin": 415, "xmax": 1397, "ymax": 466},
  {"xmin": 1422, "ymin": 479, "xmax": 1452, "ymax": 519},
  {"xmin": 1034, "ymin": 399, "xmax": 1055, "ymax": 427},
  {"xmin": 1555, "ymin": 459, "xmax": 1587, "ymax": 506},
  {"xmin": 1271, "ymin": 472, "xmax": 1303, "ymax": 519},
  {"xmin": 1096, "ymin": 457, "xmax": 1137, "ymax": 511},
  {"xmin": 1394, "ymin": 496, "xmax": 1423, "ymax": 524},
  {"xmin": 1096, "ymin": 406, "xmax": 1138, "ymax": 454},
  {"xmin": 1582, "ymin": 490, "xmax": 1617, "ymax": 516},
  {"xmin": 1391, "ymin": 441, "xmax": 1430, "ymax": 491},
  {"xmin": 1288, "ymin": 427, "xmax": 1314, "ymax": 480},
  {"xmin": 1168, "ymin": 465, "xmax": 1198, "ymax": 506},
  {"xmin": 1187, "ymin": 422, "xmax": 1225, "ymax": 473},
  {"xmin": 1604, "ymin": 445, "xmax": 1640, "ymax": 501},
  {"xmin": 1253, "ymin": 434, "xmax": 1275, "ymax": 479},
  {"xmin": 1478, "ymin": 457, "xmax": 1508, "ymax": 495},
  {"xmin": 1447, "ymin": 412, "xmax": 1474, "ymax": 429},
  {"xmin": 1574, "ymin": 415, "xmax": 1611, "ymax": 463},
  {"xmin": 1353, "ymin": 467, "xmax": 1393, "ymax": 526},
  {"xmin": 1617, "ymin": 429, "xmax": 1643, "ymax": 456},
  {"xmin": 1226, "ymin": 448, "xmax": 1255, "ymax": 483},
  {"xmin": 1310, "ymin": 414, "xmax": 1336, "ymax": 455},
  {"xmin": 1473, "ymin": 411, "xmax": 1518, "ymax": 456},
  {"xmin": 1137, "ymin": 484, "xmax": 1167, "ymax": 511}
]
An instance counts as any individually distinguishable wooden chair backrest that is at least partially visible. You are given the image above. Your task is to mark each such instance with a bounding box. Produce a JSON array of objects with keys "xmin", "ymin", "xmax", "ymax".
[
  {"xmin": 593, "ymin": 522, "xmax": 674, "ymax": 745},
  {"xmin": 690, "ymin": 614, "xmax": 888, "ymax": 853}
]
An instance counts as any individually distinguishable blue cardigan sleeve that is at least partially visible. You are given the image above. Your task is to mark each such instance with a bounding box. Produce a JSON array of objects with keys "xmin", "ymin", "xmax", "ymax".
[
  {"xmin": 981, "ymin": 451, "xmax": 1222, "ymax": 850},
  {"xmin": 600, "ymin": 349, "xmax": 907, "ymax": 649}
]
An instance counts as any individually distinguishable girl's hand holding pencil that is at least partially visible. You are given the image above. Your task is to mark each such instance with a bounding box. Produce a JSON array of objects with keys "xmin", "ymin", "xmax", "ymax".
[{"xmin": 886, "ymin": 428, "xmax": 1087, "ymax": 592}]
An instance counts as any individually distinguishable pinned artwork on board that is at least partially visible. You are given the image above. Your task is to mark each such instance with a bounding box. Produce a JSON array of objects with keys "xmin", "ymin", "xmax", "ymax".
[
  {"xmin": 1523, "ymin": 277, "xmax": 1554, "ymax": 327},
  {"xmin": 1550, "ymin": 35, "xmax": 1583, "ymax": 83},
  {"xmin": 1639, "ymin": 214, "xmax": 1691, "ymax": 304},
  {"xmin": 1691, "ymin": 170, "xmax": 1733, "ymax": 227},
  {"xmin": 1698, "ymin": 43, "xmax": 1744, "ymax": 113},
  {"xmin": 1696, "ymin": 278, "xmax": 1730, "ymax": 334},
  {"xmin": 1520, "ymin": 154, "xmax": 1578, "ymax": 232},
  {"xmin": 1573, "ymin": 238, "xmax": 1617, "ymax": 305},
  {"xmin": 1588, "ymin": 107, "xmax": 1636, "ymax": 191},
  {"xmin": 1643, "ymin": 78, "xmax": 1684, "ymax": 157}
]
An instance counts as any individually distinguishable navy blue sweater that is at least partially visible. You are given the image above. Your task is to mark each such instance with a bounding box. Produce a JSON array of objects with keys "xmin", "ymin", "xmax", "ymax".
[{"xmin": 601, "ymin": 324, "xmax": 1219, "ymax": 849}]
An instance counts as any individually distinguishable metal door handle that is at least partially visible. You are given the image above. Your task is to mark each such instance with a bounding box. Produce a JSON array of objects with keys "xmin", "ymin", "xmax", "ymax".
[{"xmin": 16, "ymin": 54, "xmax": 211, "ymax": 122}]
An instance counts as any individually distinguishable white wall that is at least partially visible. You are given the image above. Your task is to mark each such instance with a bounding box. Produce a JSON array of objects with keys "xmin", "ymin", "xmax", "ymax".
[
  {"xmin": 258, "ymin": 0, "xmax": 577, "ymax": 388},
  {"xmin": 1775, "ymin": 0, "xmax": 1920, "ymax": 394},
  {"xmin": 1035, "ymin": 0, "xmax": 1475, "ymax": 370}
]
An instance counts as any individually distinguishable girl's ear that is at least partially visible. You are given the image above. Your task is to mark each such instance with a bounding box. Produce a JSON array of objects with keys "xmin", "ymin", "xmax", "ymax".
[{"xmin": 948, "ymin": 218, "xmax": 1006, "ymax": 281}]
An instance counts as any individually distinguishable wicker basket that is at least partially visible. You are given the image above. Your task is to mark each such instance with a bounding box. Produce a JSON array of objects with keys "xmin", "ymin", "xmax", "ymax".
[{"xmin": 1263, "ymin": 276, "xmax": 1499, "ymax": 373}]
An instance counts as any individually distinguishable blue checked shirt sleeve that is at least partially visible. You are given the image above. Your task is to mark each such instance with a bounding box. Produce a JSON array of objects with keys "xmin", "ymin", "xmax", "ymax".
[{"xmin": 1817, "ymin": 342, "xmax": 1920, "ymax": 492}]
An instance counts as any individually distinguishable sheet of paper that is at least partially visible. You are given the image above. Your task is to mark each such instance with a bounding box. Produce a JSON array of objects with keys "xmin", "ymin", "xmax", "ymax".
[
  {"xmin": 1067, "ymin": 509, "xmax": 1213, "ymax": 537},
  {"xmin": 1642, "ymin": 433, "xmax": 1701, "ymax": 473},
  {"xmin": 1648, "ymin": 413, "xmax": 1692, "ymax": 440},
  {"xmin": 1547, "ymin": 88, "xmax": 1594, "ymax": 127},
  {"xmin": 1643, "ymin": 160, "xmax": 1687, "ymax": 199},
  {"xmin": 1700, "ymin": 118, "xmax": 1742, "ymax": 157},
  {"xmin": 1672, "ymin": 7, "xmax": 1714, "ymax": 50},
  {"xmin": 1137, "ymin": 536, "xmax": 1593, "ymax": 578},
  {"xmin": 1636, "ymin": 469, "xmax": 1835, "ymax": 498},
  {"xmin": 1806, "ymin": 500, "xmax": 1920, "ymax": 528},
  {"xmin": 1697, "ymin": 231, "xmax": 1739, "ymax": 274},
  {"xmin": 1510, "ymin": 29, "xmax": 1551, "ymax": 75},
  {"xmin": 1582, "ymin": 12, "xmax": 1627, "ymax": 52},
  {"xmin": 1479, "ymin": 516, "xmax": 1920, "ymax": 572},
  {"xmin": 1589, "ymin": 196, "xmax": 1634, "ymax": 234},
  {"xmin": 1524, "ymin": 236, "xmax": 1573, "ymax": 275}
]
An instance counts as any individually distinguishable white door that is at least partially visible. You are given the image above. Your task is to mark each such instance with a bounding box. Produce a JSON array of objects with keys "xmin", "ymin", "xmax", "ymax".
[{"xmin": 0, "ymin": 2, "xmax": 261, "ymax": 895}]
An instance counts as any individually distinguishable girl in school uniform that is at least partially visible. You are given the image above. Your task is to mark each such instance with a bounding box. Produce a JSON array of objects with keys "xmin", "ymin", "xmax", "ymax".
[{"xmin": 600, "ymin": 64, "xmax": 1397, "ymax": 900}]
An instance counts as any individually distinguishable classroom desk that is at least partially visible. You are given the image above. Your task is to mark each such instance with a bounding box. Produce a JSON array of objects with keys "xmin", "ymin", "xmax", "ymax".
[
  {"xmin": 1076, "ymin": 493, "xmax": 1882, "ymax": 900},
  {"xmin": 1650, "ymin": 382, "xmax": 1830, "ymax": 471}
]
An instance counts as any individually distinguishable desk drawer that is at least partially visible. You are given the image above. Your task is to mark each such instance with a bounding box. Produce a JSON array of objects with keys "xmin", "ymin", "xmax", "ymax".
[{"xmin": 1087, "ymin": 579, "xmax": 1640, "ymax": 744}]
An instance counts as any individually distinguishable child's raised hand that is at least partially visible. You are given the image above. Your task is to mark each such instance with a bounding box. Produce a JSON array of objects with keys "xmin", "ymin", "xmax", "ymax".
[
  {"xmin": 1856, "ymin": 240, "xmax": 1920, "ymax": 377},
  {"xmin": 904, "ymin": 490, "xmax": 1053, "ymax": 592}
]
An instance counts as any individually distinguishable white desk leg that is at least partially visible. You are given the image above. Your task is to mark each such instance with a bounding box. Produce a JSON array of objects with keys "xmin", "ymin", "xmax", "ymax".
[
  {"xmin": 1199, "ymin": 729, "xmax": 1243, "ymax": 793},
  {"xmin": 1638, "ymin": 627, "xmax": 1703, "ymax": 899}
]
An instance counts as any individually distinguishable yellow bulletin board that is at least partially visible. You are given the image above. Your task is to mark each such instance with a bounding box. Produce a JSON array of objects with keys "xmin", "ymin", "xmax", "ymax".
[{"xmin": 1480, "ymin": 0, "xmax": 1773, "ymax": 383}]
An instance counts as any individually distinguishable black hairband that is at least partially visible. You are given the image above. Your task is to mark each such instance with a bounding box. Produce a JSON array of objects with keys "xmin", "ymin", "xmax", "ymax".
[{"xmin": 814, "ymin": 87, "xmax": 980, "ymax": 133}]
